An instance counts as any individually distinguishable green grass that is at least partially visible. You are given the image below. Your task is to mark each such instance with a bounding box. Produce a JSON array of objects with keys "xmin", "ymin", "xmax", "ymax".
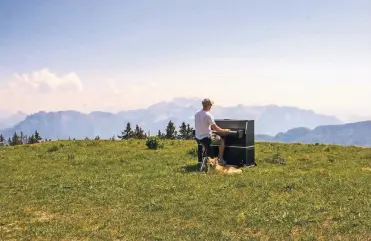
[{"xmin": 1, "ymin": 140, "xmax": 371, "ymax": 240}]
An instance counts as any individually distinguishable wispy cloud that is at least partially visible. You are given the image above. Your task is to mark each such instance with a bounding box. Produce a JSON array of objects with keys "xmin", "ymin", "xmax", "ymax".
[{"xmin": 8, "ymin": 68, "xmax": 83, "ymax": 93}]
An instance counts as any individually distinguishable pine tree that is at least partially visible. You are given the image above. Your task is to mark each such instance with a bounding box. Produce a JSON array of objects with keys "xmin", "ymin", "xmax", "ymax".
[
  {"xmin": 11, "ymin": 132, "xmax": 22, "ymax": 146},
  {"xmin": 27, "ymin": 134, "xmax": 35, "ymax": 144},
  {"xmin": 34, "ymin": 130, "xmax": 42, "ymax": 141},
  {"xmin": 157, "ymin": 130, "xmax": 166, "ymax": 139},
  {"xmin": 165, "ymin": 120, "xmax": 176, "ymax": 139},
  {"xmin": 20, "ymin": 131, "xmax": 26, "ymax": 144},
  {"xmin": 186, "ymin": 124, "xmax": 194, "ymax": 140},
  {"xmin": 0, "ymin": 134, "xmax": 4, "ymax": 143},
  {"xmin": 133, "ymin": 125, "xmax": 145, "ymax": 139},
  {"xmin": 118, "ymin": 122, "xmax": 134, "ymax": 140},
  {"xmin": 26, "ymin": 130, "xmax": 42, "ymax": 144},
  {"xmin": 178, "ymin": 122, "xmax": 187, "ymax": 139}
]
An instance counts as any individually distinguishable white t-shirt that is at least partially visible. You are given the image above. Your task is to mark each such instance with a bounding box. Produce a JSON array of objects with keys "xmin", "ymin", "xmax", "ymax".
[{"xmin": 194, "ymin": 109, "xmax": 216, "ymax": 139}]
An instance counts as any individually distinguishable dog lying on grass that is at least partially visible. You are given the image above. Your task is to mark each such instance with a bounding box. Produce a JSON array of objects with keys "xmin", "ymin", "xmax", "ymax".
[{"xmin": 206, "ymin": 157, "xmax": 242, "ymax": 174}]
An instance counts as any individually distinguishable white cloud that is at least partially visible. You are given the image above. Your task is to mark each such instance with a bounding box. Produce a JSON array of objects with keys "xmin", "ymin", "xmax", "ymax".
[
  {"xmin": 8, "ymin": 68, "xmax": 83, "ymax": 93},
  {"xmin": 1, "ymin": 62, "xmax": 370, "ymax": 119},
  {"xmin": 0, "ymin": 69, "xmax": 86, "ymax": 114},
  {"xmin": 0, "ymin": 69, "xmax": 165, "ymax": 114}
]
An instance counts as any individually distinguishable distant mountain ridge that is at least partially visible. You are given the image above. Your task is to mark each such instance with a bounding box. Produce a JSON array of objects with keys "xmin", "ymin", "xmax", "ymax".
[
  {"xmin": 0, "ymin": 97, "xmax": 343, "ymax": 140},
  {"xmin": 256, "ymin": 121, "xmax": 371, "ymax": 146},
  {"xmin": 0, "ymin": 111, "xmax": 27, "ymax": 130}
]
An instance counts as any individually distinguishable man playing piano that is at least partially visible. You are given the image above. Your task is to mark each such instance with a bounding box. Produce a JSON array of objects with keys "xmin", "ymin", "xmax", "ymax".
[{"xmin": 194, "ymin": 98, "xmax": 230, "ymax": 166}]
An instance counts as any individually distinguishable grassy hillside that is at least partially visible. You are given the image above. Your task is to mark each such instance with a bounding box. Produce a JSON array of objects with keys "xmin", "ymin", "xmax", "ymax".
[{"xmin": 1, "ymin": 140, "xmax": 371, "ymax": 240}]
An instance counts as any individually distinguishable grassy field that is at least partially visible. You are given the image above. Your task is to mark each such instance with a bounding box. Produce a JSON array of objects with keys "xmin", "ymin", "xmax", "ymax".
[{"xmin": 1, "ymin": 139, "xmax": 371, "ymax": 240}]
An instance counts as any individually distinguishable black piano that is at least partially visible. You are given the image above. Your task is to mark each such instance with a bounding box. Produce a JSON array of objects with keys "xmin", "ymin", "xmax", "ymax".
[{"xmin": 194, "ymin": 119, "xmax": 256, "ymax": 167}]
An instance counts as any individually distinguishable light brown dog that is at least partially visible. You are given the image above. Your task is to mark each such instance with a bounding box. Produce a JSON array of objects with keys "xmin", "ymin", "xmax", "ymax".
[{"xmin": 206, "ymin": 157, "xmax": 242, "ymax": 174}]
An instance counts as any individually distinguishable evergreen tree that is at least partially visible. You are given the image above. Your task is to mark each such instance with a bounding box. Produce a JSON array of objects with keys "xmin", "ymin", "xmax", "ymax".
[
  {"xmin": 11, "ymin": 132, "xmax": 22, "ymax": 146},
  {"xmin": 27, "ymin": 134, "xmax": 35, "ymax": 144},
  {"xmin": 186, "ymin": 124, "xmax": 194, "ymax": 140},
  {"xmin": 118, "ymin": 122, "xmax": 134, "ymax": 139},
  {"xmin": 20, "ymin": 131, "xmax": 26, "ymax": 144},
  {"xmin": 165, "ymin": 120, "xmax": 176, "ymax": 139},
  {"xmin": 26, "ymin": 130, "xmax": 42, "ymax": 144},
  {"xmin": 157, "ymin": 130, "xmax": 166, "ymax": 139},
  {"xmin": 178, "ymin": 122, "xmax": 187, "ymax": 139},
  {"xmin": 0, "ymin": 134, "xmax": 4, "ymax": 143},
  {"xmin": 34, "ymin": 130, "xmax": 42, "ymax": 141},
  {"xmin": 7, "ymin": 137, "xmax": 11, "ymax": 145},
  {"xmin": 133, "ymin": 125, "xmax": 145, "ymax": 139}
]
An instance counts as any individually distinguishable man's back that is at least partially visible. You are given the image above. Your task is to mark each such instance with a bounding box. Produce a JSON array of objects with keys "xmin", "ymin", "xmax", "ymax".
[{"xmin": 194, "ymin": 109, "xmax": 215, "ymax": 139}]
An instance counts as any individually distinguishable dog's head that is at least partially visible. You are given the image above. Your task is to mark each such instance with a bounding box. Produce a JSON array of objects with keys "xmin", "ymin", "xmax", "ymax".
[{"xmin": 207, "ymin": 157, "xmax": 218, "ymax": 168}]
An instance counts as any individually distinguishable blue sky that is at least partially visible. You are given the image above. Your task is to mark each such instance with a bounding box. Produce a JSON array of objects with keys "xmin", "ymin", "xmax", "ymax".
[{"xmin": 0, "ymin": 0, "xmax": 370, "ymax": 120}]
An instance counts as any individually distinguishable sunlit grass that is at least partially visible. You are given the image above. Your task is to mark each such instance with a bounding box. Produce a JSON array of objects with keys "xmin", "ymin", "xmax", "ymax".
[{"xmin": 1, "ymin": 140, "xmax": 370, "ymax": 240}]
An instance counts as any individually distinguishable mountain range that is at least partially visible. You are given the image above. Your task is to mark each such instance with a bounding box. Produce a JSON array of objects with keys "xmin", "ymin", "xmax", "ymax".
[
  {"xmin": 0, "ymin": 97, "xmax": 349, "ymax": 142},
  {"xmin": 256, "ymin": 120, "xmax": 371, "ymax": 146},
  {"xmin": 0, "ymin": 111, "xmax": 27, "ymax": 130},
  {"xmin": 2, "ymin": 97, "xmax": 371, "ymax": 146}
]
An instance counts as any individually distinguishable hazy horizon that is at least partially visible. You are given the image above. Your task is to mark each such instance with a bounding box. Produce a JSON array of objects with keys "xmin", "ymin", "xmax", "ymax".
[{"xmin": 1, "ymin": 0, "xmax": 370, "ymax": 121}]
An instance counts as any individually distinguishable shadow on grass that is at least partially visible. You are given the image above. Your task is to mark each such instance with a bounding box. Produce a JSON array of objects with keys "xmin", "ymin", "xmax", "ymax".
[{"xmin": 181, "ymin": 163, "xmax": 200, "ymax": 173}]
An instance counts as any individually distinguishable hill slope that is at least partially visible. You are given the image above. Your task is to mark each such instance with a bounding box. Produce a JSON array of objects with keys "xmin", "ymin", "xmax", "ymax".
[
  {"xmin": 0, "ymin": 98, "xmax": 342, "ymax": 139},
  {"xmin": 1, "ymin": 140, "xmax": 370, "ymax": 240},
  {"xmin": 256, "ymin": 121, "xmax": 371, "ymax": 146}
]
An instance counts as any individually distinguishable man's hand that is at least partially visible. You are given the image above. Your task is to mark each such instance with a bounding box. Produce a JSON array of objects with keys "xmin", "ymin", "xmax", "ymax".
[{"xmin": 211, "ymin": 124, "xmax": 230, "ymax": 133}]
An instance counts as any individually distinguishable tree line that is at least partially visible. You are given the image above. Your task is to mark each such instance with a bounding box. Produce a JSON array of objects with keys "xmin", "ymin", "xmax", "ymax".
[
  {"xmin": 0, "ymin": 120, "xmax": 195, "ymax": 145},
  {"xmin": 116, "ymin": 120, "xmax": 194, "ymax": 140},
  {"xmin": 0, "ymin": 130, "xmax": 48, "ymax": 146}
]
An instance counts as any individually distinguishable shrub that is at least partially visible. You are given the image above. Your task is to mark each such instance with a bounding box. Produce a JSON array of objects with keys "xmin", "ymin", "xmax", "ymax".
[
  {"xmin": 264, "ymin": 152, "xmax": 286, "ymax": 165},
  {"xmin": 186, "ymin": 146, "xmax": 198, "ymax": 157},
  {"xmin": 47, "ymin": 145, "xmax": 59, "ymax": 152},
  {"xmin": 145, "ymin": 136, "xmax": 164, "ymax": 150}
]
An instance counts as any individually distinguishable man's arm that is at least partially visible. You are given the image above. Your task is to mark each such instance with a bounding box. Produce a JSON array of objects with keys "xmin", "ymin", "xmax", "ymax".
[
  {"xmin": 207, "ymin": 113, "xmax": 230, "ymax": 132},
  {"xmin": 211, "ymin": 124, "xmax": 230, "ymax": 133}
]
